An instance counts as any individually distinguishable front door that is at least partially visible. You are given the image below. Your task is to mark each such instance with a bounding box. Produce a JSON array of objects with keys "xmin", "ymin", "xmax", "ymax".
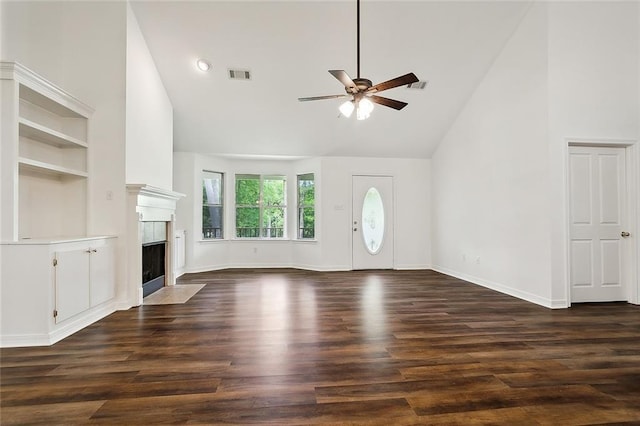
[
  {"xmin": 352, "ymin": 175, "xmax": 394, "ymax": 270},
  {"xmin": 568, "ymin": 146, "xmax": 629, "ymax": 302}
]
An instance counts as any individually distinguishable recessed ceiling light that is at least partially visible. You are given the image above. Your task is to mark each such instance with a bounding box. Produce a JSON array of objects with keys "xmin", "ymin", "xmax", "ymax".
[{"xmin": 196, "ymin": 59, "xmax": 211, "ymax": 72}]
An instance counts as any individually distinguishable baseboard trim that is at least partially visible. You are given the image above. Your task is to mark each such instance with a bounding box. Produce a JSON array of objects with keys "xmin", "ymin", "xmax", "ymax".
[
  {"xmin": 394, "ymin": 264, "xmax": 431, "ymax": 270},
  {"xmin": 182, "ymin": 264, "xmax": 564, "ymax": 308},
  {"xmin": 0, "ymin": 333, "xmax": 52, "ymax": 348},
  {"xmin": 431, "ymin": 265, "xmax": 566, "ymax": 309},
  {"xmin": 185, "ymin": 264, "xmax": 352, "ymax": 274},
  {"xmin": 1, "ymin": 302, "xmax": 117, "ymax": 348}
]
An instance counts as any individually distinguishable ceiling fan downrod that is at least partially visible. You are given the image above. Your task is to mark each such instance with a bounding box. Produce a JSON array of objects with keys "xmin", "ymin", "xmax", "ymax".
[
  {"xmin": 357, "ymin": 0, "xmax": 360, "ymax": 79},
  {"xmin": 296, "ymin": 0, "xmax": 419, "ymax": 117}
]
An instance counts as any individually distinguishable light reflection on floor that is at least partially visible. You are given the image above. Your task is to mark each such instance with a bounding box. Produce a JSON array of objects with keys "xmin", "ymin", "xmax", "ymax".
[
  {"xmin": 361, "ymin": 275, "xmax": 387, "ymax": 338},
  {"xmin": 232, "ymin": 275, "xmax": 319, "ymax": 377}
]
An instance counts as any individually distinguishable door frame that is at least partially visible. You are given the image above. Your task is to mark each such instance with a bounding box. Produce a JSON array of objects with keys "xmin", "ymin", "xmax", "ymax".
[
  {"xmin": 351, "ymin": 174, "xmax": 396, "ymax": 270},
  {"xmin": 565, "ymin": 139, "xmax": 639, "ymax": 305}
]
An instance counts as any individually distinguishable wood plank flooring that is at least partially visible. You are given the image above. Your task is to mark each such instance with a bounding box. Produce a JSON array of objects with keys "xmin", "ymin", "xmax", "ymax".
[{"xmin": 2, "ymin": 269, "xmax": 640, "ymax": 425}]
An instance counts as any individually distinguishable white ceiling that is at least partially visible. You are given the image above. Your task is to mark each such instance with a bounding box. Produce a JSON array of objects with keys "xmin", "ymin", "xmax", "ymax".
[{"xmin": 130, "ymin": 1, "xmax": 532, "ymax": 159}]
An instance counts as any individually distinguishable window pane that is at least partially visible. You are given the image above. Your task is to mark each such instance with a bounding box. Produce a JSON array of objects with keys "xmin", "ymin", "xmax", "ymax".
[
  {"xmin": 298, "ymin": 207, "xmax": 315, "ymax": 239},
  {"xmin": 236, "ymin": 207, "xmax": 260, "ymax": 237},
  {"xmin": 303, "ymin": 184, "xmax": 315, "ymax": 205},
  {"xmin": 298, "ymin": 179, "xmax": 314, "ymax": 205},
  {"xmin": 203, "ymin": 172, "xmax": 222, "ymax": 204},
  {"xmin": 236, "ymin": 176, "xmax": 260, "ymax": 205},
  {"xmin": 297, "ymin": 174, "xmax": 314, "ymax": 239},
  {"xmin": 361, "ymin": 187, "xmax": 385, "ymax": 254},
  {"xmin": 202, "ymin": 206, "xmax": 223, "ymax": 239},
  {"xmin": 203, "ymin": 171, "xmax": 223, "ymax": 239},
  {"xmin": 263, "ymin": 207, "xmax": 285, "ymax": 238},
  {"xmin": 263, "ymin": 177, "xmax": 285, "ymax": 207}
]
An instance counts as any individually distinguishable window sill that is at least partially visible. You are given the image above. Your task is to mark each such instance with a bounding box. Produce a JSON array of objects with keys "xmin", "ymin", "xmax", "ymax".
[
  {"xmin": 230, "ymin": 238, "xmax": 291, "ymax": 242},
  {"xmin": 198, "ymin": 238, "xmax": 317, "ymax": 243}
]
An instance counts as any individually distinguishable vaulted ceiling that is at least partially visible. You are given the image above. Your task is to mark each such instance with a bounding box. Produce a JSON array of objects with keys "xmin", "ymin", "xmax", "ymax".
[{"xmin": 130, "ymin": 1, "xmax": 532, "ymax": 159}]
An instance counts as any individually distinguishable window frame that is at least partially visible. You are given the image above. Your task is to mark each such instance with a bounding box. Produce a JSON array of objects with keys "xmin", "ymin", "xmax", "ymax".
[
  {"xmin": 297, "ymin": 173, "xmax": 315, "ymax": 239},
  {"xmin": 202, "ymin": 170, "xmax": 224, "ymax": 240},
  {"xmin": 235, "ymin": 174, "xmax": 287, "ymax": 239}
]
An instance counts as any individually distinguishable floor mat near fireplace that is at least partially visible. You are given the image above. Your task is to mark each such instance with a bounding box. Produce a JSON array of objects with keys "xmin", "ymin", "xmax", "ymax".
[{"xmin": 143, "ymin": 284, "xmax": 206, "ymax": 305}]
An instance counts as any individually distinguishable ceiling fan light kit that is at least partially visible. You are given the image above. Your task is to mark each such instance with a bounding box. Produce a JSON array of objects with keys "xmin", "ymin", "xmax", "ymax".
[
  {"xmin": 298, "ymin": 0, "xmax": 419, "ymax": 120},
  {"xmin": 339, "ymin": 100, "xmax": 355, "ymax": 118}
]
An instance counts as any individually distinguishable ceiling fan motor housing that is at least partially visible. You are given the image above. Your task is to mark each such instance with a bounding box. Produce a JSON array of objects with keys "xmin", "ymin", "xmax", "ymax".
[{"xmin": 349, "ymin": 78, "xmax": 372, "ymax": 93}]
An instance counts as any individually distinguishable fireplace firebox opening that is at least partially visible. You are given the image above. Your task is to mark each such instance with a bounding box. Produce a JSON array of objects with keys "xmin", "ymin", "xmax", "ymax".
[{"xmin": 142, "ymin": 241, "xmax": 166, "ymax": 297}]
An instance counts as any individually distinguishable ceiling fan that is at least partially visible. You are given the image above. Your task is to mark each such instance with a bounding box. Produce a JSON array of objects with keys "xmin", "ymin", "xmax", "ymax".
[{"xmin": 298, "ymin": 0, "xmax": 419, "ymax": 120}]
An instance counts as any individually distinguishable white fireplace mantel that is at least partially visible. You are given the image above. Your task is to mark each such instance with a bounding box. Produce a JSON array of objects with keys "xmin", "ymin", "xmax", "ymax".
[{"xmin": 126, "ymin": 184, "xmax": 185, "ymax": 307}]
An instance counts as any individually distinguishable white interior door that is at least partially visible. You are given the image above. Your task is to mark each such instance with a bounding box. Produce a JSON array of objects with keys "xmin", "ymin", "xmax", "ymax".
[
  {"xmin": 352, "ymin": 175, "xmax": 394, "ymax": 270},
  {"xmin": 569, "ymin": 146, "xmax": 629, "ymax": 302}
]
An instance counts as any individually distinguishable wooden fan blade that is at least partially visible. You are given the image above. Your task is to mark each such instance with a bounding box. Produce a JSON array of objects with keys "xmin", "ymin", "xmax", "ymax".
[
  {"xmin": 369, "ymin": 95, "xmax": 408, "ymax": 110},
  {"xmin": 298, "ymin": 94, "xmax": 350, "ymax": 102},
  {"xmin": 329, "ymin": 70, "xmax": 357, "ymax": 92},
  {"xmin": 368, "ymin": 73, "xmax": 419, "ymax": 93}
]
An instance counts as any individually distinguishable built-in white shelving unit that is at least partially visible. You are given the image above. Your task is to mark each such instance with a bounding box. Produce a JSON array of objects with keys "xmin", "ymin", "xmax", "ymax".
[
  {"xmin": 1, "ymin": 62, "xmax": 117, "ymax": 347},
  {"xmin": 1, "ymin": 61, "xmax": 92, "ymax": 241}
]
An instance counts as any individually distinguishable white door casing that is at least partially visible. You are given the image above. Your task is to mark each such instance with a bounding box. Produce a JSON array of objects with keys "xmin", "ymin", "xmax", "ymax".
[
  {"xmin": 568, "ymin": 146, "xmax": 629, "ymax": 302},
  {"xmin": 352, "ymin": 175, "xmax": 394, "ymax": 270}
]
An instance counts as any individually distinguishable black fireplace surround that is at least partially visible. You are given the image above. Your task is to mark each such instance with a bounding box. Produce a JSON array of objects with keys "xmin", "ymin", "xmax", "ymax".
[{"xmin": 142, "ymin": 241, "xmax": 166, "ymax": 297}]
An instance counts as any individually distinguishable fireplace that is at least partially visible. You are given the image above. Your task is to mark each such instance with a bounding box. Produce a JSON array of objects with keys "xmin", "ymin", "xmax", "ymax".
[
  {"xmin": 142, "ymin": 241, "xmax": 166, "ymax": 297},
  {"xmin": 127, "ymin": 185, "xmax": 184, "ymax": 307},
  {"xmin": 140, "ymin": 220, "xmax": 168, "ymax": 298}
]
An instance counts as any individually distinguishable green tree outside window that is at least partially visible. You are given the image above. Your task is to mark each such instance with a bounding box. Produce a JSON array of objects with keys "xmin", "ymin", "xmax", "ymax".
[
  {"xmin": 235, "ymin": 175, "xmax": 286, "ymax": 238},
  {"xmin": 297, "ymin": 173, "xmax": 315, "ymax": 239}
]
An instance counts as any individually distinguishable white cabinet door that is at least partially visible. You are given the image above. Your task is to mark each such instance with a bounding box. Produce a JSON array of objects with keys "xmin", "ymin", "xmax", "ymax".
[
  {"xmin": 90, "ymin": 239, "xmax": 115, "ymax": 306},
  {"xmin": 55, "ymin": 248, "xmax": 90, "ymax": 323}
]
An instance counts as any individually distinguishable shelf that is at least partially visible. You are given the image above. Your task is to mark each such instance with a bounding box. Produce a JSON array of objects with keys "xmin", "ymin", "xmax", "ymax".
[
  {"xmin": 2, "ymin": 62, "xmax": 91, "ymax": 242},
  {"xmin": 18, "ymin": 74, "xmax": 92, "ymax": 119},
  {"xmin": 18, "ymin": 157, "xmax": 88, "ymax": 178},
  {"xmin": 18, "ymin": 118, "xmax": 87, "ymax": 149}
]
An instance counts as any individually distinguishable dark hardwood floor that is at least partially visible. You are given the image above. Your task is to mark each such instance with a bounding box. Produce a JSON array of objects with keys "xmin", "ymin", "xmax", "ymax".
[{"xmin": 2, "ymin": 269, "xmax": 640, "ymax": 425}]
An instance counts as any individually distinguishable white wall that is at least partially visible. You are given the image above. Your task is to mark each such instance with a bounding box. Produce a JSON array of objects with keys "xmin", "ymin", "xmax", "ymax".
[
  {"xmin": 1, "ymin": 0, "xmax": 129, "ymax": 300},
  {"xmin": 431, "ymin": 4, "xmax": 554, "ymax": 307},
  {"xmin": 547, "ymin": 1, "xmax": 640, "ymax": 304},
  {"xmin": 173, "ymin": 153, "xmax": 430, "ymax": 272},
  {"xmin": 320, "ymin": 157, "xmax": 431, "ymax": 270},
  {"xmin": 1, "ymin": 1, "xmax": 177, "ymax": 310},
  {"xmin": 431, "ymin": 2, "xmax": 639, "ymax": 308},
  {"xmin": 125, "ymin": 4, "xmax": 173, "ymax": 190}
]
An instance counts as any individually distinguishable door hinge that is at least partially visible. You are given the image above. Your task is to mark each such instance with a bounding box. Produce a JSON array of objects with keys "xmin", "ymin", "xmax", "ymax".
[
  {"xmin": 53, "ymin": 309, "xmax": 58, "ymax": 318},
  {"xmin": 53, "ymin": 258, "xmax": 58, "ymax": 267}
]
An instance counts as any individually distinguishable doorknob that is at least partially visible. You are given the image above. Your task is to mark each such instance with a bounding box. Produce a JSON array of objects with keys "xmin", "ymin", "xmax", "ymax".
[
  {"xmin": 621, "ymin": 231, "xmax": 630, "ymax": 237},
  {"xmin": 353, "ymin": 227, "xmax": 358, "ymax": 232}
]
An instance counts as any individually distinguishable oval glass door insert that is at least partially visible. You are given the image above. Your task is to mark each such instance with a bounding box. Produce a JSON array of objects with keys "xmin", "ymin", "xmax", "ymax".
[{"xmin": 361, "ymin": 187, "xmax": 385, "ymax": 254}]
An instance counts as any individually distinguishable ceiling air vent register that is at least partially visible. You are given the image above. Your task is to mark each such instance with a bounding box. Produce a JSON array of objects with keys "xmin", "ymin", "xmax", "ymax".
[{"xmin": 228, "ymin": 69, "xmax": 251, "ymax": 80}]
